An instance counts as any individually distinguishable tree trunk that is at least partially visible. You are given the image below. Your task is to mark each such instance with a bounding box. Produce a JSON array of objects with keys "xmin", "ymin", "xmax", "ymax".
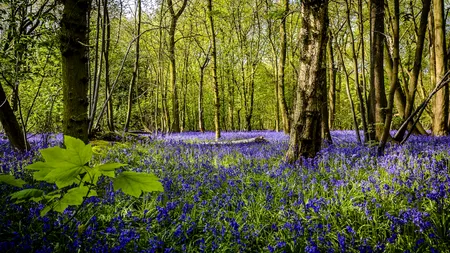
[
  {"xmin": 327, "ymin": 33, "xmax": 336, "ymax": 130},
  {"xmin": 208, "ymin": 0, "xmax": 220, "ymax": 140},
  {"xmin": 379, "ymin": 0, "xmax": 399, "ymax": 155},
  {"xmin": 278, "ymin": 0, "xmax": 290, "ymax": 134},
  {"xmin": 168, "ymin": 0, "xmax": 188, "ymax": 133},
  {"xmin": 394, "ymin": 0, "xmax": 431, "ymax": 141},
  {"xmin": 345, "ymin": 0, "xmax": 369, "ymax": 142},
  {"xmin": 286, "ymin": 0, "xmax": 328, "ymax": 162},
  {"xmin": 61, "ymin": 0, "xmax": 90, "ymax": 143},
  {"xmin": 368, "ymin": 0, "xmax": 387, "ymax": 141},
  {"xmin": 432, "ymin": 0, "xmax": 448, "ymax": 136},
  {"xmin": 89, "ymin": 0, "xmax": 102, "ymax": 134},
  {"xmin": 0, "ymin": 83, "xmax": 30, "ymax": 151},
  {"xmin": 104, "ymin": 0, "xmax": 114, "ymax": 132},
  {"xmin": 124, "ymin": 0, "xmax": 141, "ymax": 132}
]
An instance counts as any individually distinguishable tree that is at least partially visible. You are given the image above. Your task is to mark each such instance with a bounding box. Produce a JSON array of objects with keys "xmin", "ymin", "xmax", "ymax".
[
  {"xmin": 368, "ymin": 0, "xmax": 387, "ymax": 141},
  {"xmin": 168, "ymin": 0, "xmax": 188, "ymax": 133},
  {"xmin": 208, "ymin": 0, "xmax": 221, "ymax": 140},
  {"xmin": 60, "ymin": 0, "xmax": 91, "ymax": 143},
  {"xmin": 124, "ymin": 0, "xmax": 142, "ymax": 132},
  {"xmin": 286, "ymin": 0, "xmax": 328, "ymax": 162},
  {"xmin": 0, "ymin": 83, "xmax": 30, "ymax": 151},
  {"xmin": 432, "ymin": 0, "xmax": 448, "ymax": 136},
  {"xmin": 278, "ymin": 0, "xmax": 291, "ymax": 134}
]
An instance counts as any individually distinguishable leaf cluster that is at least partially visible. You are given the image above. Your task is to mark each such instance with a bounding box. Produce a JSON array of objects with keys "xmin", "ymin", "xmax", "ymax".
[{"xmin": 0, "ymin": 135, "xmax": 163, "ymax": 216}]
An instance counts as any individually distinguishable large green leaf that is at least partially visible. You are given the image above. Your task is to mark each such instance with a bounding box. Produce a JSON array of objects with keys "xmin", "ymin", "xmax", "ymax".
[
  {"xmin": 63, "ymin": 135, "xmax": 93, "ymax": 165},
  {"xmin": 0, "ymin": 175, "xmax": 26, "ymax": 187},
  {"xmin": 25, "ymin": 162, "xmax": 54, "ymax": 181},
  {"xmin": 113, "ymin": 171, "xmax": 163, "ymax": 197},
  {"xmin": 51, "ymin": 186, "xmax": 97, "ymax": 214},
  {"xmin": 94, "ymin": 163, "xmax": 126, "ymax": 178},
  {"xmin": 9, "ymin": 189, "xmax": 44, "ymax": 201}
]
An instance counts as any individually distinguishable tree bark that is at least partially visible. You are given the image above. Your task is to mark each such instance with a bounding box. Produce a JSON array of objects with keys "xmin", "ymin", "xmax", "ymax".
[
  {"xmin": 368, "ymin": 0, "xmax": 387, "ymax": 142},
  {"xmin": 0, "ymin": 83, "xmax": 30, "ymax": 151},
  {"xmin": 278, "ymin": 0, "xmax": 290, "ymax": 134},
  {"xmin": 432, "ymin": 0, "xmax": 448, "ymax": 136},
  {"xmin": 327, "ymin": 33, "xmax": 336, "ymax": 130},
  {"xmin": 124, "ymin": 0, "xmax": 141, "ymax": 132},
  {"xmin": 286, "ymin": 0, "xmax": 328, "ymax": 162},
  {"xmin": 168, "ymin": 0, "xmax": 188, "ymax": 133},
  {"xmin": 208, "ymin": 0, "xmax": 221, "ymax": 140},
  {"xmin": 104, "ymin": 0, "xmax": 114, "ymax": 132},
  {"xmin": 60, "ymin": 0, "xmax": 90, "ymax": 143}
]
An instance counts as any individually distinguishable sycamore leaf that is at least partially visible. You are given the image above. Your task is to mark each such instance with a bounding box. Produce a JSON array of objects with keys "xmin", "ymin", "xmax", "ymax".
[
  {"xmin": 52, "ymin": 186, "xmax": 95, "ymax": 213},
  {"xmin": 25, "ymin": 162, "xmax": 54, "ymax": 181},
  {"xmin": 44, "ymin": 166, "xmax": 83, "ymax": 188},
  {"xmin": 63, "ymin": 136, "xmax": 92, "ymax": 165},
  {"xmin": 94, "ymin": 163, "xmax": 126, "ymax": 178},
  {"xmin": 113, "ymin": 171, "xmax": 163, "ymax": 197},
  {"xmin": 9, "ymin": 189, "xmax": 44, "ymax": 201},
  {"xmin": 0, "ymin": 175, "xmax": 26, "ymax": 187},
  {"xmin": 40, "ymin": 205, "xmax": 52, "ymax": 217}
]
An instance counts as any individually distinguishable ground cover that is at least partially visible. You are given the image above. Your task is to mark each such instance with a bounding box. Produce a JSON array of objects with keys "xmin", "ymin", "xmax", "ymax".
[{"xmin": 0, "ymin": 131, "xmax": 449, "ymax": 252}]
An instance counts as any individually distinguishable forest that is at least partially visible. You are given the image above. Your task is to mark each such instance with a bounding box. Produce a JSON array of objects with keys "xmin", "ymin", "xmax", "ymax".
[{"xmin": 1, "ymin": 0, "xmax": 450, "ymax": 252}]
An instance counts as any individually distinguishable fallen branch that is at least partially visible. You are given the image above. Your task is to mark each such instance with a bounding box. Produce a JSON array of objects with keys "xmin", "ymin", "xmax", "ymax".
[
  {"xmin": 393, "ymin": 70, "xmax": 450, "ymax": 144},
  {"xmin": 197, "ymin": 136, "xmax": 268, "ymax": 145}
]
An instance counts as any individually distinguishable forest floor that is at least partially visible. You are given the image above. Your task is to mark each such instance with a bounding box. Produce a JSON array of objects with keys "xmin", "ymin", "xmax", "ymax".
[{"xmin": 0, "ymin": 131, "xmax": 449, "ymax": 252}]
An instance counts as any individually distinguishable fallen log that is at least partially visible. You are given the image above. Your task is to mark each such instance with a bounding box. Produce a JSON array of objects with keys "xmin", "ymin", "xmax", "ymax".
[{"xmin": 196, "ymin": 136, "xmax": 268, "ymax": 145}]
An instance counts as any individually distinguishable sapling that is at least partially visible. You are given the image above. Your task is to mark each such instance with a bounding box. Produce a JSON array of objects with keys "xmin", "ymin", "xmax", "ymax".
[{"xmin": 0, "ymin": 135, "xmax": 163, "ymax": 217}]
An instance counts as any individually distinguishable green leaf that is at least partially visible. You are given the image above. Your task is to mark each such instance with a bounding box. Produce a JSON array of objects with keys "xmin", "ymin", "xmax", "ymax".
[
  {"xmin": 9, "ymin": 189, "xmax": 44, "ymax": 201},
  {"xmin": 25, "ymin": 162, "xmax": 53, "ymax": 181},
  {"xmin": 40, "ymin": 205, "xmax": 52, "ymax": 216},
  {"xmin": 113, "ymin": 172, "xmax": 163, "ymax": 197},
  {"xmin": 44, "ymin": 166, "xmax": 83, "ymax": 188},
  {"xmin": 0, "ymin": 175, "xmax": 26, "ymax": 187},
  {"xmin": 94, "ymin": 163, "xmax": 126, "ymax": 178},
  {"xmin": 52, "ymin": 186, "xmax": 93, "ymax": 213},
  {"xmin": 64, "ymin": 135, "xmax": 92, "ymax": 165}
]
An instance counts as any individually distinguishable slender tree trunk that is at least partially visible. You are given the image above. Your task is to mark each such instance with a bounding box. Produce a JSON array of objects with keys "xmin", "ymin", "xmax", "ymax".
[
  {"xmin": 345, "ymin": 0, "xmax": 368, "ymax": 142},
  {"xmin": 327, "ymin": 33, "xmax": 336, "ymax": 129},
  {"xmin": 208, "ymin": 0, "xmax": 220, "ymax": 140},
  {"xmin": 0, "ymin": 83, "xmax": 30, "ymax": 151},
  {"xmin": 369, "ymin": 0, "xmax": 387, "ymax": 141},
  {"xmin": 124, "ymin": 0, "xmax": 141, "ymax": 132},
  {"xmin": 104, "ymin": 0, "xmax": 114, "ymax": 131},
  {"xmin": 379, "ymin": 0, "xmax": 399, "ymax": 154},
  {"xmin": 338, "ymin": 43, "xmax": 361, "ymax": 143},
  {"xmin": 286, "ymin": 0, "xmax": 328, "ymax": 162},
  {"xmin": 278, "ymin": 0, "xmax": 290, "ymax": 134},
  {"xmin": 432, "ymin": 0, "xmax": 448, "ymax": 136},
  {"xmin": 61, "ymin": 0, "xmax": 90, "ymax": 143},
  {"xmin": 168, "ymin": 0, "xmax": 188, "ymax": 133},
  {"xmin": 89, "ymin": 0, "xmax": 102, "ymax": 134},
  {"xmin": 394, "ymin": 0, "xmax": 431, "ymax": 141}
]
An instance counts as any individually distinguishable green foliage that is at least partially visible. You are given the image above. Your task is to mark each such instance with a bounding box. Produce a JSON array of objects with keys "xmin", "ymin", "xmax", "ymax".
[{"xmin": 0, "ymin": 135, "xmax": 163, "ymax": 217}]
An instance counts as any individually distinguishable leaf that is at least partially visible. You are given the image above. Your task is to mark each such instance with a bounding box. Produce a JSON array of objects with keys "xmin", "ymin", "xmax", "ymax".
[
  {"xmin": 113, "ymin": 172, "xmax": 163, "ymax": 197},
  {"xmin": 52, "ymin": 186, "xmax": 93, "ymax": 213},
  {"xmin": 64, "ymin": 135, "xmax": 92, "ymax": 165},
  {"xmin": 94, "ymin": 163, "xmax": 126, "ymax": 178},
  {"xmin": 0, "ymin": 175, "xmax": 26, "ymax": 187},
  {"xmin": 44, "ymin": 166, "xmax": 83, "ymax": 188},
  {"xmin": 9, "ymin": 189, "xmax": 44, "ymax": 201},
  {"xmin": 25, "ymin": 162, "xmax": 53, "ymax": 181}
]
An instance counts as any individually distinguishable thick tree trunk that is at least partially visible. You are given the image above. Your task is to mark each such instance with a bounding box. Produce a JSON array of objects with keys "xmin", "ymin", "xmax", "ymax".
[
  {"xmin": 0, "ymin": 83, "xmax": 30, "ymax": 151},
  {"xmin": 432, "ymin": 0, "xmax": 448, "ymax": 136},
  {"xmin": 368, "ymin": 0, "xmax": 387, "ymax": 141},
  {"xmin": 286, "ymin": 0, "xmax": 328, "ymax": 162},
  {"xmin": 60, "ymin": 0, "xmax": 90, "ymax": 143},
  {"xmin": 278, "ymin": 0, "xmax": 290, "ymax": 134}
]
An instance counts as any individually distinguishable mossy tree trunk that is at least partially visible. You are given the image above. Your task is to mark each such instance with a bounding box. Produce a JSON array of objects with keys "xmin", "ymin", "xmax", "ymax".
[{"xmin": 60, "ymin": 0, "xmax": 91, "ymax": 143}]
